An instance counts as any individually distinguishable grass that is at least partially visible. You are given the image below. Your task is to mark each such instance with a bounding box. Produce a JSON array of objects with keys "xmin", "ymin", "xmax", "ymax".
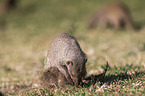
[{"xmin": 0, "ymin": 0, "xmax": 145, "ymax": 95}]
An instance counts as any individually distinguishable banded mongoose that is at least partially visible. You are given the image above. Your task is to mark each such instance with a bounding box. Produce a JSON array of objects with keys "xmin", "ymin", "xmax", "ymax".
[
  {"xmin": 88, "ymin": 2, "xmax": 134, "ymax": 30},
  {"xmin": 44, "ymin": 33, "xmax": 87, "ymax": 86}
]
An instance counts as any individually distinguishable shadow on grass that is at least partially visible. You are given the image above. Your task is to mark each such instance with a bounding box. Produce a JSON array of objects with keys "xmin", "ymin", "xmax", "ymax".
[{"xmin": 82, "ymin": 65, "xmax": 145, "ymax": 87}]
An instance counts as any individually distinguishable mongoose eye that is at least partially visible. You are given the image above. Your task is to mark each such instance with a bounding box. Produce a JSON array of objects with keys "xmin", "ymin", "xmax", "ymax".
[{"xmin": 66, "ymin": 61, "xmax": 73, "ymax": 66}]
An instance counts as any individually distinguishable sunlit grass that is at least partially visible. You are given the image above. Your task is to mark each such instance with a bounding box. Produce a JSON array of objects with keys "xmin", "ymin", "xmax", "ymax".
[{"xmin": 0, "ymin": 0, "xmax": 145, "ymax": 95}]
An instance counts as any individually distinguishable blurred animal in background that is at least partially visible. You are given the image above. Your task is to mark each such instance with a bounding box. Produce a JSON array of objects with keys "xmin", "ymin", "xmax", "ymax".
[
  {"xmin": 0, "ymin": 0, "xmax": 17, "ymax": 13},
  {"xmin": 0, "ymin": 0, "xmax": 18, "ymax": 31},
  {"xmin": 44, "ymin": 33, "xmax": 87, "ymax": 87},
  {"xmin": 88, "ymin": 2, "xmax": 135, "ymax": 30},
  {"xmin": 4, "ymin": 0, "xmax": 17, "ymax": 12},
  {"xmin": 40, "ymin": 67, "xmax": 71, "ymax": 90}
]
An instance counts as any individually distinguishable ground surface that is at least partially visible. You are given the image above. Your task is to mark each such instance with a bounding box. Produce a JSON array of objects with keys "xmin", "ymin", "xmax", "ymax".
[{"xmin": 0, "ymin": 0, "xmax": 145, "ymax": 95}]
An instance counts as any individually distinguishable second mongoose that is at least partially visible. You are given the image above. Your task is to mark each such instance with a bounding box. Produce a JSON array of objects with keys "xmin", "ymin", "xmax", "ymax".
[{"xmin": 88, "ymin": 2, "xmax": 134, "ymax": 30}]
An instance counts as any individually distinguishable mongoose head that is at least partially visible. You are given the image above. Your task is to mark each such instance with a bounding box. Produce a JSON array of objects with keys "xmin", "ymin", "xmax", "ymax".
[{"xmin": 64, "ymin": 56, "xmax": 87, "ymax": 86}]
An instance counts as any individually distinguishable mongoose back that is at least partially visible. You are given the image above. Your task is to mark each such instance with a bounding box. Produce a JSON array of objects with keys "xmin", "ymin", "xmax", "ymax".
[
  {"xmin": 88, "ymin": 2, "xmax": 134, "ymax": 30},
  {"xmin": 45, "ymin": 33, "xmax": 87, "ymax": 86},
  {"xmin": 40, "ymin": 67, "xmax": 71, "ymax": 90}
]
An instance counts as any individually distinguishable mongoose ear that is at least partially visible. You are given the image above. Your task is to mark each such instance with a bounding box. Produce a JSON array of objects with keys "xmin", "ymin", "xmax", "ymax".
[{"xmin": 66, "ymin": 61, "xmax": 73, "ymax": 66}]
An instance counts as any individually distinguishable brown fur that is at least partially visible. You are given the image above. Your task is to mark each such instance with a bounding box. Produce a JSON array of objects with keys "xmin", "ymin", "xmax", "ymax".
[
  {"xmin": 44, "ymin": 33, "xmax": 87, "ymax": 86},
  {"xmin": 88, "ymin": 2, "xmax": 134, "ymax": 30},
  {"xmin": 40, "ymin": 67, "xmax": 71, "ymax": 90},
  {"xmin": 1, "ymin": 0, "xmax": 17, "ymax": 12}
]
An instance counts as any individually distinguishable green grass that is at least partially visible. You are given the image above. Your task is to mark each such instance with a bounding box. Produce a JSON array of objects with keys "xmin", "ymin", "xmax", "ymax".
[{"xmin": 0, "ymin": 0, "xmax": 145, "ymax": 95}]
